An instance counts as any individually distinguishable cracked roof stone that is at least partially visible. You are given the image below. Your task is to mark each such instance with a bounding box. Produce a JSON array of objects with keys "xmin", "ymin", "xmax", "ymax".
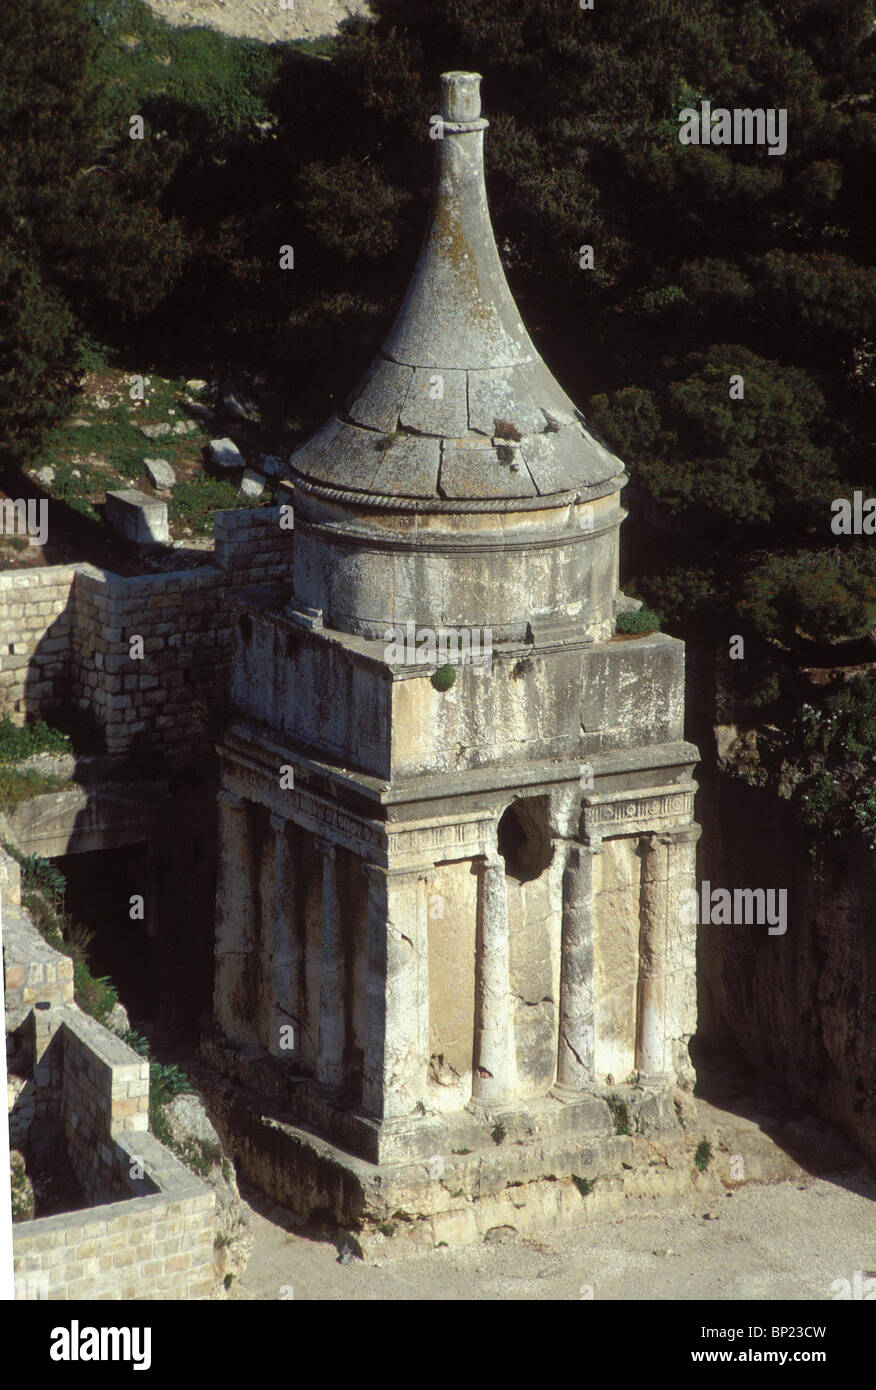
[{"xmin": 289, "ymin": 71, "xmax": 626, "ymax": 507}]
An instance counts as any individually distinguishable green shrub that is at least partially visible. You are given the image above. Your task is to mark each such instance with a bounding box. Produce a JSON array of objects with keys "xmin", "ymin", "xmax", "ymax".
[
  {"xmin": 73, "ymin": 332, "xmax": 111, "ymax": 375},
  {"xmin": 129, "ymin": 1036, "xmax": 193, "ymax": 1146},
  {"xmin": 616, "ymin": 608, "xmax": 661, "ymax": 635},
  {"xmin": 120, "ymin": 1028, "xmax": 151, "ymax": 1056},
  {"xmin": 20, "ymin": 891, "xmax": 65, "ymax": 949},
  {"xmin": 174, "ymin": 1137, "xmax": 221, "ymax": 1178},
  {"xmin": 149, "ymin": 1059, "xmax": 192, "ymax": 1107},
  {"xmin": 2, "ymin": 843, "xmax": 66, "ymax": 900},
  {"xmin": 73, "ymin": 959, "xmax": 119, "ymax": 1024},
  {"xmin": 742, "ymin": 551, "xmax": 876, "ymax": 646},
  {"xmin": 787, "ymin": 686, "xmax": 876, "ymax": 846},
  {"xmin": 607, "ymin": 1094, "xmax": 630, "ymax": 1135},
  {"xmin": 0, "ymin": 243, "xmax": 79, "ymax": 466},
  {"xmin": 637, "ymin": 567, "xmax": 725, "ymax": 628},
  {"xmin": 170, "ymin": 475, "xmax": 260, "ymax": 534},
  {"xmin": 432, "ymin": 664, "xmax": 457, "ymax": 691},
  {"xmin": 0, "ymin": 715, "xmax": 71, "ymax": 764},
  {"xmin": 86, "ymin": 0, "xmax": 283, "ymax": 136},
  {"xmin": 694, "ymin": 1138, "xmax": 713, "ymax": 1172},
  {"xmin": 10, "ymin": 1154, "xmax": 35, "ymax": 1223},
  {"xmin": 16, "ymin": 865, "xmax": 120, "ymax": 1025}
]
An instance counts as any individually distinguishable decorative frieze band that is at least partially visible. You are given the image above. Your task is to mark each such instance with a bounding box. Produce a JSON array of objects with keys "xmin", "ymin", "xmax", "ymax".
[
  {"xmin": 223, "ymin": 757, "xmax": 490, "ymax": 865},
  {"xmin": 581, "ymin": 785, "xmax": 696, "ymax": 837},
  {"xmin": 385, "ymin": 817, "xmax": 490, "ymax": 867}
]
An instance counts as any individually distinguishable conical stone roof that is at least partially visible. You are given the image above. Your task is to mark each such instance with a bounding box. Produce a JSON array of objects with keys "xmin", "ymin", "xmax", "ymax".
[{"xmin": 289, "ymin": 71, "xmax": 625, "ymax": 510}]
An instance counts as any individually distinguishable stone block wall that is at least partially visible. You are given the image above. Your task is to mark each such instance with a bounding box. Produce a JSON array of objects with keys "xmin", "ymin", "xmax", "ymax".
[
  {"xmin": 214, "ymin": 503, "xmax": 293, "ymax": 576},
  {"xmin": 0, "ymin": 507, "xmax": 293, "ymax": 759},
  {"xmin": 70, "ymin": 564, "xmax": 228, "ymax": 759},
  {"xmin": 61, "ymin": 1009, "xmax": 152, "ymax": 1201},
  {"xmin": 11, "ymin": 1144, "xmax": 215, "ymax": 1300},
  {"xmin": 5, "ymin": 867, "xmax": 216, "ymax": 1299},
  {"xmin": 0, "ymin": 567, "xmax": 78, "ymax": 717}
]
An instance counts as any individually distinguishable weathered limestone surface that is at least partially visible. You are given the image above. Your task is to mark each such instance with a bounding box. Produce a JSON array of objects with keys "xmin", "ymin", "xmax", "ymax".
[
  {"xmin": 143, "ymin": 458, "xmax": 176, "ymax": 489},
  {"xmin": 555, "ymin": 840, "xmax": 596, "ymax": 1093},
  {"xmin": 105, "ymin": 488, "xmax": 169, "ymax": 550},
  {"xmin": 427, "ymin": 859, "xmax": 477, "ymax": 1104},
  {"xmin": 206, "ymin": 72, "xmax": 701, "ymax": 1236}
]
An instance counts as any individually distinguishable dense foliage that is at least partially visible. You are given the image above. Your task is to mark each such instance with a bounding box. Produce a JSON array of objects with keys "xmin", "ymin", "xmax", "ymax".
[
  {"xmin": 1, "ymin": 0, "xmax": 874, "ymax": 835},
  {"xmin": 784, "ymin": 688, "xmax": 876, "ymax": 846},
  {"xmin": 0, "ymin": 714, "xmax": 72, "ymax": 763}
]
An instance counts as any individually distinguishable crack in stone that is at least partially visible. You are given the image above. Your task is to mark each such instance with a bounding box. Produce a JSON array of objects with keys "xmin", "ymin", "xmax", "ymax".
[{"xmin": 562, "ymin": 1031, "xmax": 587, "ymax": 1070}]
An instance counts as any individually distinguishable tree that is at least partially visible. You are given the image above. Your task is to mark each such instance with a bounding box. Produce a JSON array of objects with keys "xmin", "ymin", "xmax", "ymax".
[
  {"xmin": 0, "ymin": 244, "xmax": 78, "ymax": 465},
  {"xmin": 741, "ymin": 550, "xmax": 876, "ymax": 647},
  {"xmin": 0, "ymin": 0, "xmax": 187, "ymax": 465}
]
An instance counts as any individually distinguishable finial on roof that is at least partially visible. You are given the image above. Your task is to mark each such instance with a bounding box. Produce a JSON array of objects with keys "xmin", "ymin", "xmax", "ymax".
[{"xmin": 441, "ymin": 71, "xmax": 482, "ymax": 122}]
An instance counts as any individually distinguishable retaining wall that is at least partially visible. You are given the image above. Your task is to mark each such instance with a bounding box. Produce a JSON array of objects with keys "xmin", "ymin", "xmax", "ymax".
[
  {"xmin": 0, "ymin": 506, "xmax": 293, "ymax": 759},
  {"xmin": 4, "ymin": 850, "xmax": 216, "ymax": 1299}
]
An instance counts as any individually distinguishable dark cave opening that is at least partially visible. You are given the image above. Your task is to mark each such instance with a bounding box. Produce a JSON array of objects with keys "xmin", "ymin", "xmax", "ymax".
[{"xmin": 53, "ymin": 843, "xmax": 158, "ymax": 1023}]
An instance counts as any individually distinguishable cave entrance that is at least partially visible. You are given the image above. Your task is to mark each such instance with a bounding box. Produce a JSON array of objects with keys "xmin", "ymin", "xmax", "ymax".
[{"xmin": 52, "ymin": 843, "xmax": 157, "ymax": 1023}]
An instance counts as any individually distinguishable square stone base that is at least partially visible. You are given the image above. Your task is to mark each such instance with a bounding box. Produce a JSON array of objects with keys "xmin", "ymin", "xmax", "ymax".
[{"xmin": 195, "ymin": 1049, "xmax": 694, "ymax": 1250}]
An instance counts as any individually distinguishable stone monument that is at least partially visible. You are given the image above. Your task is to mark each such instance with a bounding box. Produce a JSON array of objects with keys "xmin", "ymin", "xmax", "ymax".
[{"xmin": 207, "ymin": 71, "xmax": 700, "ymax": 1241}]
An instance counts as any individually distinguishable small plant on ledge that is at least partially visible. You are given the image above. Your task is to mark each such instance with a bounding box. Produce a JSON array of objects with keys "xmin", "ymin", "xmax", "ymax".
[
  {"xmin": 616, "ymin": 607, "xmax": 661, "ymax": 635},
  {"xmin": 694, "ymin": 1138, "xmax": 713, "ymax": 1172},
  {"xmin": 432, "ymin": 664, "xmax": 456, "ymax": 691}
]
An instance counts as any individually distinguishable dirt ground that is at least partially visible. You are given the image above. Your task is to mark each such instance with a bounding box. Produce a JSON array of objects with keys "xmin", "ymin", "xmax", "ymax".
[
  {"xmin": 232, "ymin": 1174, "xmax": 876, "ymax": 1301},
  {"xmin": 144, "ymin": 0, "xmax": 371, "ymax": 43},
  {"xmin": 215, "ymin": 1069, "xmax": 876, "ymax": 1302}
]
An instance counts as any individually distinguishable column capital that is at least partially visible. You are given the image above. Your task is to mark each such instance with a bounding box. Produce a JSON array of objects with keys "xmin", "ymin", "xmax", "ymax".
[
  {"xmin": 481, "ymin": 822, "xmax": 500, "ymax": 860},
  {"xmin": 639, "ymin": 826, "xmax": 700, "ymax": 851},
  {"xmin": 313, "ymin": 835, "xmax": 337, "ymax": 861},
  {"xmin": 552, "ymin": 833, "xmax": 603, "ymax": 856},
  {"xmin": 269, "ymin": 812, "xmax": 289, "ymax": 834},
  {"xmin": 480, "ymin": 852, "xmax": 505, "ymax": 875},
  {"xmin": 364, "ymin": 861, "xmax": 426, "ymax": 886},
  {"xmin": 662, "ymin": 824, "xmax": 702, "ymax": 845}
]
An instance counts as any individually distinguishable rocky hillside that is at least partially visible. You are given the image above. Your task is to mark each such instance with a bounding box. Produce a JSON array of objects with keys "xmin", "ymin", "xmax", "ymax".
[{"xmin": 144, "ymin": 0, "xmax": 370, "ymax": 43}]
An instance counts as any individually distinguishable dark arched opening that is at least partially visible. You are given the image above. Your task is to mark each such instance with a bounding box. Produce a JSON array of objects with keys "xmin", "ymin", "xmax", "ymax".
[{"xmin": 497, "ymin": 797, "xmax": 553, "ymax": 883}]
